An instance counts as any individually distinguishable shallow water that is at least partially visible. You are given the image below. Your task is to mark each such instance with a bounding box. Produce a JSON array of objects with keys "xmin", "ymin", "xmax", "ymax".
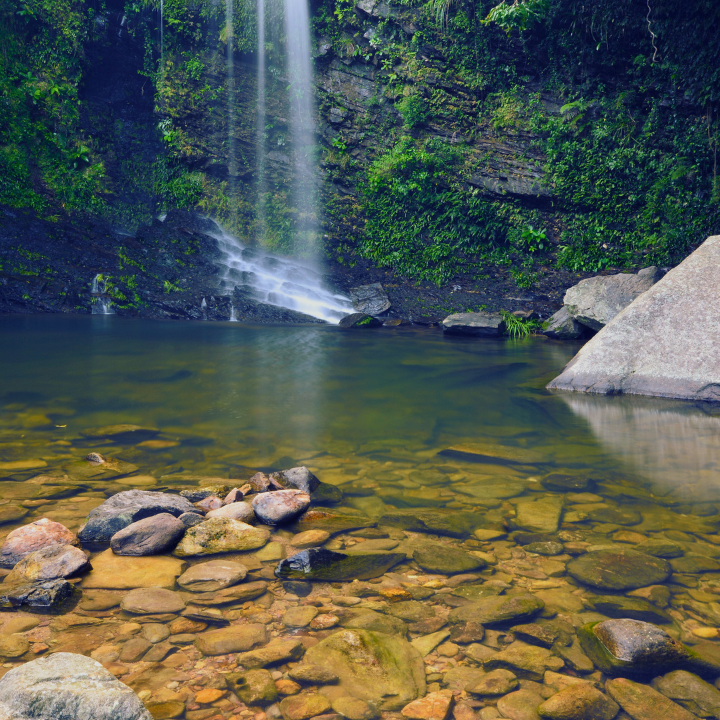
[{"xmin": 3, "ymin": 314, "xmax": 720, "ymax": 715}]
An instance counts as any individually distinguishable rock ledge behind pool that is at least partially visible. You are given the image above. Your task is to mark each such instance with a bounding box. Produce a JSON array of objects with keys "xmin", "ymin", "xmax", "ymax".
[
  {"xmin": 0, "ymin": 652, "xmax": 152, "ymax": 720},
  {"xmin": 547, "ymin": 235, "xmax": 720, "ymax": 401}
]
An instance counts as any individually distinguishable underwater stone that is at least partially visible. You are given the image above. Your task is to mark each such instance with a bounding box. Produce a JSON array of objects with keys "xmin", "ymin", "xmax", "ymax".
[
  {"xmin": 276, "ymin": 547, "xmax": 405, "ymax": 582},
  {"xmin": 269, "ymin": 466, "xmax": 320, "ymax": 494},
  {"xmin": 289, "ymin": 508, "xmax": 376, "ymax": 534},
  {"xmin": 567, "ymin": 548, "xmax": 671, "ymax": 590},
  {"xmin": 579, "ymin": 618, "xmax": 720, "ymax": 679},
  {"xmin": 6, "ymin": 544, "xmax": 88, "ymax": 583},
  {"xmin": 412, "ymin": 543, "xmax": 486, "ymax": 574},
  {"xmin": 448, "ymin": 594, "xmax": 544, "ymax": 627},
  {"xmin": 0, "ymin": 578, "xmax": 75, "ymax": 610}
]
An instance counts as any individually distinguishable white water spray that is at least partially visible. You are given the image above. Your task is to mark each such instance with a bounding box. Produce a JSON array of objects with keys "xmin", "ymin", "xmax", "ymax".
[
  {"xmin": 90, "ymin": 274, "xmax": 115, "ymax": 315},
  {"xmin": 212, "ymin": 226, "xmax": 353, "ymax": 324}
]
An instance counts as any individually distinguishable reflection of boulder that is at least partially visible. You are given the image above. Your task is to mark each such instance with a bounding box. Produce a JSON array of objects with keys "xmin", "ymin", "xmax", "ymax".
[
  {"xmin": 558, "ymin": 393, "xmax": 720, "ymax": 500},
  {"xmin": 549, "ymin": 236, "xmax": 720, "ymax": 400}
]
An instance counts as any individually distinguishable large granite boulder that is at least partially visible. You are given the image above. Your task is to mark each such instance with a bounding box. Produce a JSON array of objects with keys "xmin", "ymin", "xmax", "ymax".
[
  {"xmin": 0, "ymin": 652, "xmax": 152, "ymax": 719},
  {"xmin": 0, "ymin": 519, "xmax": 77, "ymax": 568},
  {"xmin": 78, "ymin": 490, "xmax": 200, "ymax": 544},
  {"xmin": 442, "ymin": 312, "xmax": 505, "ymax": 337},
  {"xmin": 304, "ymin": 629, "xmax": 425, "ymax": 711},
  {"xmin": 564, "ymin": 266, "xmax": 661, "ymax": 330},
  {"xmin": 543, "ymin": 306, "xmax": 585, "ymax": 340},
  {"xmin": 548, "ymin": 237, "xmax": 720, "ymax": 400},
  {"xmin": 110, "ymin": 513, "xmax": 186, "ymax": 556},
  {"xmin": 350, "ymin": 283, "xmax": 391, "ymax": 316}
]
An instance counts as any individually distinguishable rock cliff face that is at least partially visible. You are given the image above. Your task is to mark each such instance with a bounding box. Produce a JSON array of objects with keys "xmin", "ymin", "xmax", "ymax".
[{"xmin": 547, "ymin": 236, "xmax": 720, "ymax": 401}]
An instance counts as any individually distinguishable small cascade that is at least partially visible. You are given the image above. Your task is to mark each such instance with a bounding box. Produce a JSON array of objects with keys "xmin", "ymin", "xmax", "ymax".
[
  {"xmin": 283, "ymin": 0, "xmax": 319, "ymax": 256},
  {"xmin": 229, "ymin": 303, "xmax": 238, "ymax": 322},
  {"xmin": 90, "ymin": 274, "xmax": 115, "ymax": 315},
  {"xmin": 212, "ymin": 226, "xmax": 353, "ymax": 324}
]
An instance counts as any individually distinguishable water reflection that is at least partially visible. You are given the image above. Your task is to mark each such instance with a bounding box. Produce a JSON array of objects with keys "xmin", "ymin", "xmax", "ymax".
[{"xmin": 560, "ymin": 393, "xmax": 720, "ymax": 500}]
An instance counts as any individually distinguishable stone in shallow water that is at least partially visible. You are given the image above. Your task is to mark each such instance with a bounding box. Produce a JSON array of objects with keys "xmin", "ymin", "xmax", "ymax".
[
  {"xmin": 440, "ymin": 442, "xmax": 543, "ymax": 465},
  {"xmin": 635, "ymin": 538, "xmax": 683, "ymax": 558},
  {"xmin": 174, "ymin": 518, "xmax": 270, "ymax": 556},
  {"xmin": 120, "ymin": 587, "xmax": 186, "ymax": 615},
  {"xmin": 340, "ymin": 608, "xmax": 408, "ymax": 637},
  {"xmin": 524, "ymin": 542, "xmax": 563, "ymax": 556},
  {"xmin": 0, "ymin": 633, "xmax": 30, "ymax": 658},
  {"xmin": 275, "ymin": 547, "xmax": 404, "ymax": 582},
  {"xmin": 236, "ymin": 638, "xmax": 305, "ymax": 668},
  {"xmin": 288, "ymin": 664, "xmax": 339, "ymax": 685},
  {"xmin": 513, "ymin": 498, "xmax": 563, "ymax": 534},
  {"xmin": 0, "ymin": 578, "xmax": 75, "ymax": 610},
  {"xmin": 0, "ymin": 506, "xmax": 29, "ymax": 526},
  {"xmin": 252, "ymin": 490, "xmax": 311, "ymax": 525},
  {"xmin": 401, "ymin": 690, "xmax": 453, "ymax": 720},
  {"xmin": 269, "ymin": 467, "xmax": 321, "ymax": 494},
  {"xmin": 226, "ymin": 668, "xmax": 278, "ymax": 705},
  {"xmin": 586, "ymin": 595, "xmax": 671, "ymax": 624},
  {"xmin": 291, "ymin": 530, "xmax": 330, "ymax": 548},
  {"xmin": 484, "ymin": 641, "xmax": 564, "ymax": 681},
  {"xmin": 537, "ymin": 684, "xmax": 619, "ymax": 720},
  {"xmin": 448, "ymin": 594, "xmax": 544, "ymax": 627},
  {"xmin": 81, "ymin": 424, "xmax": 159, "ymax": 441},
  {"xmin": 0, "ymin": 652, "xmax": 152, "ymax": 720},
  {"xmin": 304, "ymin": 629, "xmax": 425, "ymax": 711},
  {"xmin": 605, "ymin": 677, "xmax": 696, "ymax": 720},
  {"xmin": 652, "ymin": 669, "xmax": 720, "ymax": 717},
  {"xmin": 289, "ymin": 508, "xmax": 376, "ymax": 535},
  {"xmin": 6, "ymin": 544, "xmax": 88, "ymax": 583},
  {"xmin": 78, "ymin": 490, "xmax": 199, "ymax": 543},
  {"xmin": 587, "ymin": 507, "xmax": 642, "ymax": 525},
  {"xmin": 177, "ymin": 559, "xmax": 247, "ymax": 592},
  {"xmin": 205, "ymin": 501, "xmax": 255, "ymax": 522},
  {"xmin": 567, "ymin": 548, "xmax": 671, "ymax": 590},
  {"xmin": 81, "ymin": 549, "xmax": 186, "ymax": 589},
  {"xmin": 412, "ymin": 543, "xmax": 486, "ymax": 575},
  {"xmin": 279, "ymin": 693, "xmax": 332, "ymax": 720},
  {"xmin": 283, "ymin": 606, "xmax": 319, "ymax": 628},
  {"xmin": 579, "ymin": 618, "xmax": 720, "ymax": 679},
  {"xmin": 466, "ymin": 669, "xmax": 518, "ymax": 696},
  {"xmin": 334, "ymin": 696, "xmax": 378, "ymax": 720},
  {"xmin": 110, "ymin": 513, "xmax": 186, "ymax": 556},
  {"xmin": 451, "ymin": 584, "xmax": 503, "ymax": 602},
  {"xmin": 540, "ymin": 473, "xmax": 593, "ymax": 492},
  {"xmin": 189, "ymin": 580, "xmax": 268, "ymax": 605},
  {"xmin": 496, "ymin": 689, "xmax": 544, "ymax": 720},
  {"xmin": 194, "ymin": 624, "xmax": 267, "ymax": 656},
  {"xmin": 380, "ymin": 510, "xmax": 481, "ymax": 538},
  {"xmin": 0, "ymin": 518, "xmax": 76, "ymax": 569}
]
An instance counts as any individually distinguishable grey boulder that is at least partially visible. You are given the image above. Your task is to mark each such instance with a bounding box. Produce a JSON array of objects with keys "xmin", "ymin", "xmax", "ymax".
[
  {"xmin": 442, "ymin": 312, "xmax": 505, "ymax": 337},
  {"xmin": 349, "ymin": 283, "xmax": 391, "ymax": 316},
  {"xmin": 548, "ymin": 237, "xmax": 720, "ymax": 401},
  {"xmin": 110, "ymin": 513, "xmax": 186, "ymax": 556},
  {"xmin": 6, "ymin": 544, "xmax": 89, "ymax": 582},
  {"xmin": 543, "ymin": 306, "xmax": 585, "ymax": 340},
  {"xmin": 0, "ymin": 578, "xmax": 75, "ymax": 610},
  {"xmin": 269, "ymin": 467, "xmax": 320, "ymax": 494},
  {"xmin": 78, "ymin": 490, "xmax": 200, "ymax": 543},
  {"xmin": 564, "ymin": 265, "xmax": 662, "ymax": 330},
  {"xmin": 0, "ymin": 652, "xmax": 152, "ymax": 720},
  {"xmin": 252, "ymin": 489, "xmax": 311, "ymax": 525}
]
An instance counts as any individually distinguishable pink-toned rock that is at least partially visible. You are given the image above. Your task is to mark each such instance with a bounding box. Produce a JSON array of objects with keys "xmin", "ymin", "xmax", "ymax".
[
  {"xmin": 402, "ymin": 691, "xmax": 454, "ymax": 720},
  {"xmin": 195, "ymin": 496, "xmax": 222, "ymax": 512},
  {"xmin": 0, "ymin": 519, "xmax": 76, "ymax": 569},
  {"xmin": 310, "ymin": 614, "xmax": 339, "ymax": 630},
  {"xmin": 223, "ymin": 488, "xmax": 245, "ymax": 504},
  {"xmin": 252, "ymin": 490, "xmax": 310, "ymax": 525}
]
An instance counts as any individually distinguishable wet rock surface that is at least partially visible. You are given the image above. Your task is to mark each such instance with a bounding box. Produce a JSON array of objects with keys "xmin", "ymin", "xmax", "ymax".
[{"xmin": 276, "ymin": 547, "xmax": 405, "ymax": 581}]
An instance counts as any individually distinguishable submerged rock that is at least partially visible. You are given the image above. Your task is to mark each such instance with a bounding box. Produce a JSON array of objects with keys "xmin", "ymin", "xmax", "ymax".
[
  {"xmin": 513, "ymin": 497, "xmax": 563, "ymax": 534},
  {"xmin": 289, "ymin": 508, "xmax": 375, "ymax": 535},
  {"xmin": 0, "ymin": 518, "xmax": 77, "ymax": 569},
  {"xmin": 304, "ymin": 629, "xmax": 426, "ymax": 711},
  {"xmin": 484, "ymin": 641, "xmax": 564, "ymax": 681},
  {"xmin": 6, "ymin": 544, "xmax": 89, "ymax": 583},
  {"xmin": 120, "ymin": 587, "xmax": 186, "ymax": 614},
  {"xmin": 226, "ymin": 668, "xmax": 278, "ymax": 705},
  {"xmin": 579, "ymin": 618, "xmax": 720, "ymax": 679},
  {"xmin": 448, "ymin": 594, "xmax": 544, "ymax": 626},
  {"xmin": 252, "ymin": 489, "xmax": 311, "ymax": 525},
  {"xmin": 0, "ymin": 652, "xmax": 152, "ymax": 720},
  {"xmin": 109, "ymin": 513, "xmax": 185, "ymax": 556},
  {"xmin": 275, "ymin": 547, "xmax": 404, "ymax": 581},
  {"xmin": 547, "ymin": 237, "xmax": 720, "ymax": 401},
  {"xmin": 538, "ymin": 684, "xmax": 619, "ymax": 720},
  {"xmin": 81, "ymin": 424, "xmax": 159, "ymax": 442},
  {"xmin": 442, "ymin": 312, "xmax": 505, "ymax": 337},
  {"xmin": 177, "ymin": 559, "xmax": 247, "ymax": 592},
  {"xmin": 80, "ymin": 548, "xmax": 186, "ymax": 589},
  {"xmin": 78, "ymin": 490, "xmax": 199, "ymax": 544},
  {"xmin": 586, "ymin": 594, "xmax": 671, "ymax": 624},
  {"xmin": 567, "ymin": 548, "xmax": 671, "ymax": 590},
  {"xmin": 338, "ymin": 313, "xmax": 382, "ymax": 328},
  {"xmin": 652, "ymin": 669, "xmax": 720, "ymax": 717},
  {"xmin": 412, "ymin": 543, "xmax": 486, "ymax": 574},
  {"xmin": 0, "ymin": 578, "xmax": 75, "ymax": 610},
  {"xmin": 605, "ymin": 677, "xmax": 696, "ymax": 720},
  {"xmin": 173, "ymin": 518, "xmax": 270, "ymax": 556},
  {"xmin": 195, "ymin": 624, "xmax": 267, "ymax": 656}
]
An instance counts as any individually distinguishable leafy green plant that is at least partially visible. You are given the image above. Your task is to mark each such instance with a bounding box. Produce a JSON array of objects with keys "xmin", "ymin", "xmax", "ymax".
[
  {"xmin": 163, "ymin": 279, "xmax": 181, "ymax": 293},
  {"xmin": 501, "ymin": 311, "xmax": 542, "ymax": 338},
  {"xmin": 396, "ymin": 95, "xmax": 430, "ymax": 130},
  {"xmin": 482, "ymin": 0, "xmax": 550, "ymax": 33}
]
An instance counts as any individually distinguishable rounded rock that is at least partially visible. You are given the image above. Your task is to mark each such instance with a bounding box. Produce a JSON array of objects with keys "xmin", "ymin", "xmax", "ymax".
[
  {"xmin": 252, "ymin": 490, "xmax": 311, "ymax": 525},
  {"xmin": 120, "ymin": 588, "xmax": 186, "ymax": 615},
  {"xmin": 0, "ymin": 518, "xmax": 76, "ymax": 569},
  {"xmin": 177, "ymin": 559, "xmax": 248, "ymax": 592}
]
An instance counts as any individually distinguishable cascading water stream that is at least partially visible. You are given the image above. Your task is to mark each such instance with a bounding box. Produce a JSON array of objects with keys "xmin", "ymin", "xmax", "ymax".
[
  {"xmin": 90, "ymin": 274, "xmax": 115, "ymax": 315},
  {"xmin": 283, "ymin": 0, "xmax": 318, "ymax": 257},
  {"xmin": 212, "ymin": 226, "xmax": 353, "ymax": 323}
]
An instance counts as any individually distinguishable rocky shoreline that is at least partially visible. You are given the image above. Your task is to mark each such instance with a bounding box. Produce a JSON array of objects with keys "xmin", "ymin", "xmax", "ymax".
[{"xmin": 1, "ymin": 437, "xmax": 720, "ymax": 719}]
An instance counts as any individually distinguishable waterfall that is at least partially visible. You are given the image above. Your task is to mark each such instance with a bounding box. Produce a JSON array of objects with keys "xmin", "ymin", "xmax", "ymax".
[
  {"xmin": 212, "ymin": 226, "xmax": 353, "ymax": 324},
  {"xmin": 255, "ymin": 0, "xmax": 266, "ymax": 242},
  {"xmin": 283, "ymin": 0, "xmax": 318, "ymax": 257},
  {"xmin": 90, "ymin": 274, "xmax": 115, "ymax": 315},
  {"xmin": 226, "ymin": 0, "xmax": 237, "ymax": 183}
]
